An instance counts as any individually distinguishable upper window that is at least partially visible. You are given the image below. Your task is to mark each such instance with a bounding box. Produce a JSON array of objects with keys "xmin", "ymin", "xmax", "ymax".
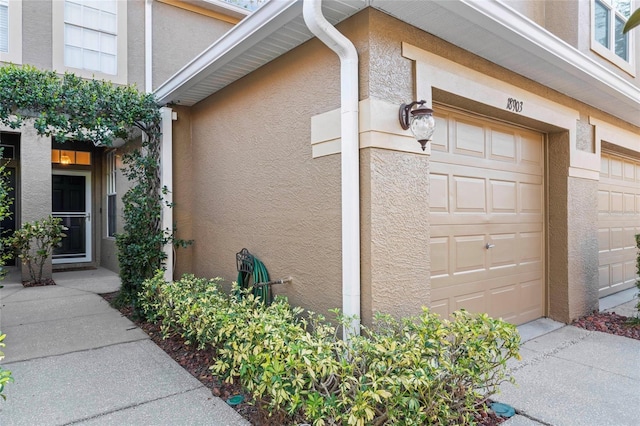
[
  {"xmin": 64, "ymin": 0, "xmax": 117, "ymax": 75},
  {"xmin": 52, "ymin": 0, "xmax": 127, "ymax": 84},
  {"xmin": 0, "ymin": 0, "xmax": 8, "ymax": 53},
  {"xmin": 0, "ymin": 0, "xmax": 22, "ymax": 64},
  {"xmin": 592, "ymin": 0, "xmax": 635, "ymax": 73}
]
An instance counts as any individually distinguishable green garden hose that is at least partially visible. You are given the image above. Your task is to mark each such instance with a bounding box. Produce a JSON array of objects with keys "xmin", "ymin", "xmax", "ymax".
[{"xmin": 237, "ymin": 254, "xmax": 272, "ymax": 304}]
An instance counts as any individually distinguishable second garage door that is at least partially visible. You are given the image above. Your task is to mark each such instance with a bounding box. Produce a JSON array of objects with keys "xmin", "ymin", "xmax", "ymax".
[
  {"xmin": 598, "ymin": 152, "xmax": 640, "ymax": 298},
  {"xmin": 429, "ymin": 107, "xmax": 545, "ymax": 325}
]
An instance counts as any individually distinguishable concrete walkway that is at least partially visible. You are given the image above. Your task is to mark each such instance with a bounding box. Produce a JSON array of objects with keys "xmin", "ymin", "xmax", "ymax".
[
  {"xmin": 0, "ymin": 267, "xmax": 249, "ymax": 426},
  {"xmin": 500, "ymin": 287, "xmax": 640, "ymax": 426}
]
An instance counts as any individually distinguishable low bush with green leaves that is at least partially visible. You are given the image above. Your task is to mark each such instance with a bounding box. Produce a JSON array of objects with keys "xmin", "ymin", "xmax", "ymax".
[
  {"xmin": 9, "ymin": 216, "xmax": 67, "ymax": 285},
  {"xmin": 0, "ymin": 332, "xmax": 13, "ymax": 400},
  {"xmin": 140, "ymin": 271, "xmax": 521, "ymax": 425}
]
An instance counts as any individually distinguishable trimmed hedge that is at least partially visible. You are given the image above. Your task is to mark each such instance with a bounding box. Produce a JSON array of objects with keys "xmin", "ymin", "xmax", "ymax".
[{"xmin": 140, "ymin": 271, "xmax": 521, "ymax": 425}]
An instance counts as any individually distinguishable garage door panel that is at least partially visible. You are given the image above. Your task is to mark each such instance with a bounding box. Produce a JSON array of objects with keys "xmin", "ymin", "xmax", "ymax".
[
  {"xmin": 454, "ymin": 235, "xmax": 486, "ymax": 274},
  {"xmin": 430, "ymin": 174, "xmax": 449, "ymax": 212},
  {"xmin": 521, "ymin": 183, "xmax": 543, "ymax": 213},
  {"xmin": 490, "ymin": 180, "xmax": 517, "ymax": 212},
  {"xmin": 520, "ymin": 133, "xmax": 543, "ymax": 166},
  {"xmin": 598, "ymin": 228, "xmax": 610, "ymax": 252},
  {"xmin": 488, "ymin": 233, "xmax": 517, "ymax": 268},
  {"xmin": 454, "ymin": 291, "xmax": 486, "ymax": 315},
  {"xmin": 453, "ymin": 119, "xmax": 485, "ymax": 157},
  {"xmin": 624, "ymin": 161, "xmax": 635, "ymax": 181},
  {"xmin": 489, "ymin": 284, "xmax": 518, "ymax": 323},
  {"xmin": 454, "ymin": 177, "xmax": 486, "ymax": 212},
  {"xmin": 430, "ymin": 236, "xmax": 449, "ymax": 278},
  {"xmin": 598, "ymin": 190, "xmax": 610, "ymax": 212},
  {"xmin": 598, "ymin": 152, "xmax": 640, "ymax": 297},
  {"xmin": 520, "ymin": 232, "xmax": 543, "ymax": 264},
  {"xmin": 489, "ymin": 129, "xmax": 517, "ymax": 162}
]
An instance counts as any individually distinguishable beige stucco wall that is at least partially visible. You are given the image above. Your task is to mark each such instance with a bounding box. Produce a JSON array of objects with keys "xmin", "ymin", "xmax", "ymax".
[
  {"xmin": 360, "ymin": 148, "xmax": 430, "ymax": 325},
  {"xmin": 21, "ymin": 0, "xmax": 53, "ymax": 70},
  {"xmin": 547, "ymin": 130, "xmax": 600, "ymax": 322},
  {"xmin": 172, "ymin": 105, "xmax": 195, "ymax": 278},
  {"xmin": 152, "ymin": 2, "xmax": 235, "ymax": 90},
  {"xmin": 175, "ymin": 31, "xmax": 347, "ymax": 316},
  {"xmin": 20, "ymin": 125, "xmax": 53, "ymax": 281}
]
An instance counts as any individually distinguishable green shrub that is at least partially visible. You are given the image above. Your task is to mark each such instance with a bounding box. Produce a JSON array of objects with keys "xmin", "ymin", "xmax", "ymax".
[
  {"xmin": 0, "ymin": 332, "xmax": 13, "ymax": 400},
  {"xmin": 635, "ymin": 234, "xmax": 640, "ymax": 316},
  {"xmin": 140, "ymin": 272, "xmax": 521, "ymax": 425},
  {"xmin": 9, "ymin": 216, "xmax": 67, "ymax": 284}
]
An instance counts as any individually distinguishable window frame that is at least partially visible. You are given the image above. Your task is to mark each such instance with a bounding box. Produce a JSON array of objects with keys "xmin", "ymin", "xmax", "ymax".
[
  {"xmin": 52, "ymin": 0, "xmax": 127, "ymax": 84},
  {"xmin": 0, "ymin": 0, "xmax": 22, "ymax": 64},
  {"xmin": 105, "ymin": 150, "xmax": 117, "ymax": 238},
  {"xmin": 590, "ymin": 0, "xmax": 636, "ymax": 75}
]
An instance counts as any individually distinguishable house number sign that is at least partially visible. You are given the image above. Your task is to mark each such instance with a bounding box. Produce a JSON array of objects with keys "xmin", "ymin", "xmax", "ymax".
[{"xmin": 506, "ymin": 97, "xmax": 523, "ymax": 113}]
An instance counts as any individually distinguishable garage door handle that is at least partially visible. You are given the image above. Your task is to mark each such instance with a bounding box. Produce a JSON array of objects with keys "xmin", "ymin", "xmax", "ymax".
[{"xmin": 485, "ymin": 243, "xmax": 495, "ymax": 249}]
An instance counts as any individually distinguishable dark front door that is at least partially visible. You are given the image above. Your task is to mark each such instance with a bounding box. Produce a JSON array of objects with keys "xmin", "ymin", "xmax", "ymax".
[{"xmin": 52, "ymin": 171, "xmax": 91, "ymax": 263}]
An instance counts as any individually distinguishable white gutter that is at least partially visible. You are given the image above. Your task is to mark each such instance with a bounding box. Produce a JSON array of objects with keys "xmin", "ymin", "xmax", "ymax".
[{"xmin": 303, "ymin": 0, "xmax": 360, "ymax": 339}]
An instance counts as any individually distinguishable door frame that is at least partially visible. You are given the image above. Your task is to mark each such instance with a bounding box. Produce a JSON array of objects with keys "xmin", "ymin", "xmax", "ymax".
[{"xmin": 52, "ymin": 169, "xmax": 92, "ymax": 264}]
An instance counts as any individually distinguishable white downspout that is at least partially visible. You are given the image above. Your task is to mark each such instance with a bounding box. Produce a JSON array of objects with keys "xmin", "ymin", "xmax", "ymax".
[
  {"xmin": 303, "ymin": 0, "xmax": 360, "ymax": 339},
  {"xmin": 160, "ymin": 107, "xmax": 174, "ymax": 282}
]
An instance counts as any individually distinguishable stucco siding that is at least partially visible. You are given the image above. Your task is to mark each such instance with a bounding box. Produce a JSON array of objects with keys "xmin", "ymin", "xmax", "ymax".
[
  {"xmin": 152, "ymin": 2, "xmax": 235, "ymax": 90},
  {"xmin": 180, "ymin": 36, "xmax": 345, "ymax": 317},
  {"xmin": 172, "ymin": 105, "xmax": 195, "ymax": 278},
  {"xmin": 360, "ymin": 148, "xmax": 430, "ymax": 325},
  {"xmin": 22, "ymin": 0, "xmax": 53, "ymax": 70}
]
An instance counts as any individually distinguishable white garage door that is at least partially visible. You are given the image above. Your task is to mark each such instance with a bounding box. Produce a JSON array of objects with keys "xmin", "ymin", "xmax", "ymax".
[
  {"xmin": 429, "ymin": 107, "xmax": 545, "ymax": 325},
  {"xmin": 598, "ymin": 152, "xmax": 640, "ymax": 297}
]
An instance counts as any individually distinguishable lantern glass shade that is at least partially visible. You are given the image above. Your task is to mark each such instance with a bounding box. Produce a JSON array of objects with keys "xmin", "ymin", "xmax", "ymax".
[{"xmin": 410, "ymin": 111, "xmax": 436, "ymax": 142}]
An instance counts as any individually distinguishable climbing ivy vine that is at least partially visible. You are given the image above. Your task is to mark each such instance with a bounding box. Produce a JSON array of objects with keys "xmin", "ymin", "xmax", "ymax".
[{"xmin": 0, "ymin": 64, "xmax": 168, "ymax": 307}]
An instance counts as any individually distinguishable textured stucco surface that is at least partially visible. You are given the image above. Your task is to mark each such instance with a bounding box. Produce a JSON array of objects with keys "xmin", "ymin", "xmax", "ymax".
[
  {"xmin": 22, "ymin": 0, "xmax": 53, "ymax": 69},
  {"xmin": 548, "ymin": 131, "xmax": 599, "ymax": 322},
  {"xmin": 177, "ymin": 33, "xmax": 346, "ymax": 317},
  {"xmin": 127, "ymin": 0, "xmax": 146, "ymax": 89},
  {"xmin": 152, "ymin": 2, "xmax": 234, "ymax": 90},
  {"xmin": 566, "ymin": 176, "xmax": 600, "ymax": 318},
  {"xmin": 503, "ymin": 0, "xmax": 545, "ymax": 27},
  {"xmin": 21, "ymin": 126, "xmax": 53, "ymax": 281},
  {"xmin": 171, "ymin": 105, "xmax": 195, "ymax": 278},
  {"xmin": 360, "ymin": 148, "xmax": 430, "ymax": 325}
]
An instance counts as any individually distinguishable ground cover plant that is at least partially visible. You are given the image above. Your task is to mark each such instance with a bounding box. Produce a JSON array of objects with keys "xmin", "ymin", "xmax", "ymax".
[{"xmin": 138, "ymin": 271, "xmax": 521, "ymax": 425}]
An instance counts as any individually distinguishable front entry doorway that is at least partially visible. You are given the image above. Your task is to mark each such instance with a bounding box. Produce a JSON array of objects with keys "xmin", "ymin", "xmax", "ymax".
[{"xmin": 52, "ymin": 170, "xmax": 91, "ymax": 264}]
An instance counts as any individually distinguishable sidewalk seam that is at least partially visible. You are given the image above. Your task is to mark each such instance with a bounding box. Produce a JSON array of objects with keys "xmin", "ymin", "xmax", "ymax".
[
  {"xmin": 3, "ymin": 337, "xmax": 151, "ymax": 365},
  {"xmin": 509, "ymin": 329, "xmax": 594, "ymax": 373},
  {"xmin": 61, "ymin": 385, "xmax": 206, "ymax": 425},
  {"xmin": 514, "ymin": 411, "xmax": 553, "ymax": 426}
]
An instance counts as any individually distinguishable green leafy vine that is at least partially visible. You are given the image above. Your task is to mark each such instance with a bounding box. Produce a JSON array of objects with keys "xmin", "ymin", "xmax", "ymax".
[{"xmin": 0, "ymin": 64, "xmax": 173, "ymax": 308}]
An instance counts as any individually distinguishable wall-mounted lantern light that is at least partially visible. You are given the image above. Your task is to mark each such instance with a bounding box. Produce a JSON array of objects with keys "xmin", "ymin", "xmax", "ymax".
[{"xmin": 399, "ymin": 100, "xmax": 436, "ymax": 151}]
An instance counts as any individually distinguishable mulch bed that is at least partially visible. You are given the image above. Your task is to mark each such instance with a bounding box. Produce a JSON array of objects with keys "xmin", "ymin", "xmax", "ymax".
[
  {"xmin": 572, "ymin": 310, "xmax": 640, "ymax": 341},
  {"xmin": 22, "ymin": 278, "xmax": 56, "ymax": 287},
  {"xmin": 100, "ymin": 291, "xmax": 516, "ymax": 425}
]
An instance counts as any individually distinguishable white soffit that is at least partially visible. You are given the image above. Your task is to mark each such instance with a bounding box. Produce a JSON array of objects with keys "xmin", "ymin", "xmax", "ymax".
[{"xmin": 155, "ymin": 0, "xmax": 640, "ymax": 127}]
